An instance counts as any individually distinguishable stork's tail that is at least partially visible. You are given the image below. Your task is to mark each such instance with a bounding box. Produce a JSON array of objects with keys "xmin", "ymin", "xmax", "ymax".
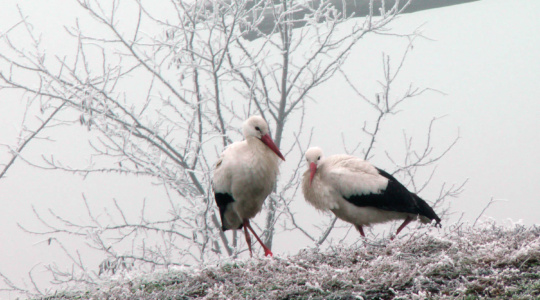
[{"xmin": 413, "ymin": 194, "xmax": 442, "ymax": 227}]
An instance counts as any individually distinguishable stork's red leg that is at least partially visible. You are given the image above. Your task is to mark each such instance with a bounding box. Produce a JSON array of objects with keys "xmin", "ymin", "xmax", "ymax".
[
  {"xmin": 244, "ymin": 220, "xmax": 273, "ymax": 257},
  {"xmin": 243, "ymin": 220, "xmax": 253, "ymax": 257},
  {"xmin": 355, "ymin": 225, "xmax": 365, "ymax": 237},
  {"xmin": 392, "ymin": 216, "xmax": 413, "ymax": 240}
]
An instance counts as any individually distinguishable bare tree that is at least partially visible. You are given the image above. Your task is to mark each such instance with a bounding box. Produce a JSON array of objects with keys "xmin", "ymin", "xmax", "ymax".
[{"xmin": 0, "ymin": 0, "xmax": 462, "ymax": 296}]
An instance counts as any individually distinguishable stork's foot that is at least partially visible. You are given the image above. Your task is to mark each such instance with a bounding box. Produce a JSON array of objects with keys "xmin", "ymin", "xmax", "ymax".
[{"xmin": 263, "ymin": 248, "xmax": 273, "ymax": 257}]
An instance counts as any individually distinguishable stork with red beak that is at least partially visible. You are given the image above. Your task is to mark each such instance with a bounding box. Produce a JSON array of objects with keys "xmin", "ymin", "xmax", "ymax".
[
  {"xmin": 213, "ymin": 116, "xmax": 285, "ymax": 257},
  {"xmin": 302, "ymin": 147, "xmax": 440, "ymax": 239}
]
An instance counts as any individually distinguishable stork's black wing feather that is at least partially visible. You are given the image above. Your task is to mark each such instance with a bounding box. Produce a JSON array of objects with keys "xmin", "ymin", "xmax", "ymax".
[
  {"xmin": 214, "ymin": 192, "xmax": 242, "ymax": 231},
  {"xmin": 412, "ymin": 193, "xmax": 441, "ymax": 225},
  {"xmin": 343, "ymin": 168, "xmax": 440, "ymax": 223}
]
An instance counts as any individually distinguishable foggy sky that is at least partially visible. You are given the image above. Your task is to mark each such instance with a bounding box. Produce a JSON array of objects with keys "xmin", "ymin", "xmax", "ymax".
[{"xmin": 1, "ymin": 0, "xmax": 539, "ymax": 297}]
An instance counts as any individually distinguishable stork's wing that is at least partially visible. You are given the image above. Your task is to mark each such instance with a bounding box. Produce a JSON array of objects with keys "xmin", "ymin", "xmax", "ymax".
[
  {"xmin": 214, "ymin": 192, "xmax": 239, "ymax": 231},
  {"xmin": 213, "ymin": 151, "xmax": 232, "ymax": 230},
  {"xmin": 213, "ymin": 157, "xmax": 239, "ymax": 231},
  {"xmin": 325, "ymin": 156, "xmax": 388, "ymax": 197},
  {"xmin": 212, "ymin": 141, "xmax": 246, "ymax": 231},
  {"xmin": 411, "ymin": 193, "xmax": 441, "ymax": 225},
  {"xmin": 212, "ymin": 144, "xmax": 236, "ymax": 194},
  {"xmin": 341, "ymin": 168, "xmax": 436, "ymax": 219}
]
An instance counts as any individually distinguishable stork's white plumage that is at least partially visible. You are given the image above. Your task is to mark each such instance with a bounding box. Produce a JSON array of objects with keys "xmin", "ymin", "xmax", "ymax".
[
  {"xmin": 302, "ymin": 147, "xmax": 441, "ymax": 239},
  {"xmin": 213, "ymin": 116, "xmax": 285, "ymax": 257}
]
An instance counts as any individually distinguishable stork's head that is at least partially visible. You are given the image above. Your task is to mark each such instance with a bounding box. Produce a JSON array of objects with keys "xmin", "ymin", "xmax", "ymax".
[
  {"xmin": 305, "ymin": 147, "xmax": 323, "ymax": 186},
  {"xmin": 243, "ymin": 116, "xmax": 285, "ymax": 161}
]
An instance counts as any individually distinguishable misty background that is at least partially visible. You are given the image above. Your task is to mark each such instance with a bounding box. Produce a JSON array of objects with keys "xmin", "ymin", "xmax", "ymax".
[{"xmin": 1, "ymin": 0, "xmax": 539, "ymax": 297}]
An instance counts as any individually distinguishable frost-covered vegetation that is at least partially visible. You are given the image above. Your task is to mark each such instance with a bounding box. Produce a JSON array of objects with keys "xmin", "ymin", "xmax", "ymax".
[{"xmin": 44, "ymin": 223, "xmax": 540, "ymax": 299}]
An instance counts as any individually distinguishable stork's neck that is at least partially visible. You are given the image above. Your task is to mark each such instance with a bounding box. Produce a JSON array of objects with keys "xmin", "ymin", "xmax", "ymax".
[
  {"xmin": 246, "ymin": 137, "xmax": 278, "ymax": 160},
  {"xmin": 239, "ymin": 136, "xmax": 280, "ymax": 183}
]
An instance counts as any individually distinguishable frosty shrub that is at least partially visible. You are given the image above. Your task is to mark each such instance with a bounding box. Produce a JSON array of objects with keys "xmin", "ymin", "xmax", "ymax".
[{"xmin": 42, "ymin": 222, "xmax": 540, "ymax": 299}]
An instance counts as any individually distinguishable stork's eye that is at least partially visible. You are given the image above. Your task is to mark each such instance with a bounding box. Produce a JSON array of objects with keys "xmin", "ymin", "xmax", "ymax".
[
  {"xmin": 317, "ymin": 156, "xmax": 321, "ymax": 160},
  {"xmin": 255, "ymin": 126, "xmax": 261, "ymax": 132}
]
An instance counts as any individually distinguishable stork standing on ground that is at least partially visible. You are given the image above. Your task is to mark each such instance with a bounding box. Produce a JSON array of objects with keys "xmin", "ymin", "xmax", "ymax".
[
  {"xmin": 302, "ymin": 147, "xmax": 441, "ymax": 239},
  {"xmin": 213, "ymin": 116, "xmax": 285, "ymax": 257}
]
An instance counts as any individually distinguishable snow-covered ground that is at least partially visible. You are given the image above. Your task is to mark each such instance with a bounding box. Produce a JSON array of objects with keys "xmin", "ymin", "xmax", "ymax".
[{"xmin": 44, "ymin": 222, "xmax": 540, "ymax": 299}]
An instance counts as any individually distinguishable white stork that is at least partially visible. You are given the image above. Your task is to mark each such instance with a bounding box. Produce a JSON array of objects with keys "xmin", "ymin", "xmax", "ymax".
[
  {"xmin": 213, "ymin": 116, "xmax": 285, "ymax": 257},
  {"xmin": 302, "ymin": 147, "xmax": 441, "ymax": 239}
]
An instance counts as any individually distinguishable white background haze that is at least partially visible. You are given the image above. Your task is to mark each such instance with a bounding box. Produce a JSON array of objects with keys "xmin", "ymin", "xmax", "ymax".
[{"xmin": 0, "ymin": 0, "xmax": 539, "ymax": 297}]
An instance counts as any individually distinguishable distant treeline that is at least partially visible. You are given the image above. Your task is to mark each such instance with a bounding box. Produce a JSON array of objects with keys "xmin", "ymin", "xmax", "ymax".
[{"xmin": 239, "ymin": 0, "xmax": 479, "ymax": 40}]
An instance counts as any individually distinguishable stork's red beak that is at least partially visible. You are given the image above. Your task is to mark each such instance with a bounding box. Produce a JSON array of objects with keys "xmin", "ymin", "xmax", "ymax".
[
  {"xmin": 309, "ymin": 162, "xmax": 317, "ymax": 186},
  {"xmin": 260, "ymin": 134, "xmax": 285, "ymax": 161}
]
